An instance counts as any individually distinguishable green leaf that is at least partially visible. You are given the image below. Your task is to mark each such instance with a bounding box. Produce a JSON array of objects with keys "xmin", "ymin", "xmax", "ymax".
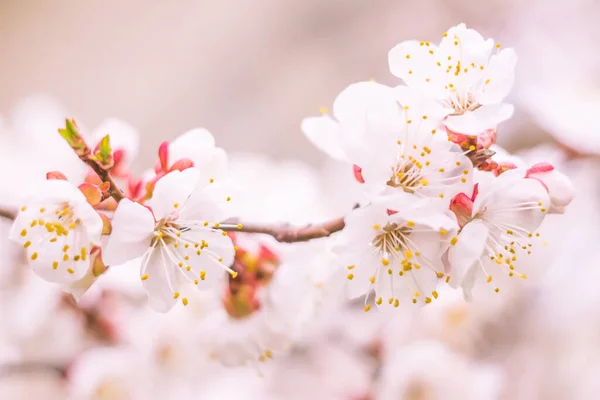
[{"xmin": 97, "ymin": 135, "xmax": 112, "ymax": 164}]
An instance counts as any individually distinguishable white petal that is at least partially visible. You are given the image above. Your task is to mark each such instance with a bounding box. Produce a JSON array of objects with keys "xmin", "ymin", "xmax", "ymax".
[
  {"xmin": 168, "ymin": 128, "xmax": 216, "ymax": 165},
  {"xmin": 141, "ymin": 248, "xmax": 178, "ymax": 313},
  {"xmin": 448, "ymin": 219, "xmax": 488, "ymax": 289},
  {"xmin": 301, "ymin": 115, "xmax": 346, "ymax": 160},
  {"xmin": 333, "ymin": 81, "xmax": 399, "ymax": 127},
  {"xmin": 478, "ymin": 48, "xmax": 517, "ymax": 105},
  {"xmin": 179, "ymin": 229, "xmax": 234, "ymax": 289},
  {"xmin": 103, "ymin": 199, "xmax": 154, "ymax": 266},
  {"xmin": 191, "ymin": 147, "xmax": 228, "ymax": 184},
  {"xmin": 73, "ymin": 201, "xmax": 104, "ymax": 246},
  {"xmin": 179, "ymin": 180, "xmax": 231, "ymax": 223},
  {"xmin": 444, "ymin": 103, "xmax": 514, "ymax": 135},
  {"xmin": 388, "ymin": 41, "xmax": 443, "ymax": 97},
  {"xmin": 148, "ymin": 170, "xmax": 197, "ymax": 220}
]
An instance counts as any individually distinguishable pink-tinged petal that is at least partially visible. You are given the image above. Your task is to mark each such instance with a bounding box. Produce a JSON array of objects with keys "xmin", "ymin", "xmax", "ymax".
[
  {"xmin": 46, "ymin": 171, "xmax": 68, "ymax": 180},
  {"xmin": 353, "ymin": 165, "xmax": 365, "ymax": 183},
  {"xmin": 141, "ymin": 248, "xmax": 178, "ymax": 313},
  {"xmin": 147, "ymin": 170, "xmax": 197, "ymax": 220},
  {"xmin": 301, "ymin": 115, "xmax": 346, "ymax": 161},
  {"xmin": 103, "ymin": 199, "xmax": 154, "ymax": 266},
  {"xmin": 444, "ymin": 103, "xmax": 514, "ymax": 135},
  {"xmin": 158, "ymin": 141, "xmax": 169, "ymax": 172},
  {"xmin": 448, "ymin": 219, "xmax": 488, "ymax": 292},
  {"xmin": 78, "ymin": 183, "xmax": 102, "ymax": 206}
]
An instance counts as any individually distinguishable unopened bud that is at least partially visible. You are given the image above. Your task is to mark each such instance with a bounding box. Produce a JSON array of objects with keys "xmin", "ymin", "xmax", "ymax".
[
  {"xmin": 46, "ymin": 171, "xmax": 68, "ymax": 181},
  {"xmin": 525, "ymin": 163, "xmax": 574, "ymax": 214}
]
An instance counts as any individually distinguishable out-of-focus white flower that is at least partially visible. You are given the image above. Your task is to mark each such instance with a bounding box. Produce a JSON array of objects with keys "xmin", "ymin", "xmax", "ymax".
[
  {"xmin": 163, "ymin": 128, "xmax": 227, "ymax": 178},
  {"xmin": 104, "ymin": 168, "xmax": 235, "ymax": 312},
  {"xmin": 8, "ymin": 180, "xmax": 103, "ymax": 283},
  {"xmin": 335, "ymin": 194, "xmax": 458, "ymax": 307},
  {"xmin": 303, "ymin": 82, "xmax": 473, "ymax": 198},
  {"xmin": 378, "ymin": 341, "xmax": 503, "ymax": 400},
  {"xmin": 90, "ymin": 118, "xmax": 140, "ymax": 176},
  {"xmin": 388, "ymin": 23, "xmax": 517, "ymax": 135},
  {"xmin": 448, "ymin": 172, "xmax": 550, "ymax": 299}
]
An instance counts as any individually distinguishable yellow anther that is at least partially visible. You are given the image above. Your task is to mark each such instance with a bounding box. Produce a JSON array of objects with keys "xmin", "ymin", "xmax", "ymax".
[
  {"xmin": 209, "ymin": 178, "xmax": 214, "ymax": 183},
  {"xmin": 456, "ymin": 161, "xmax": 461, "ymax": 166},
  {"xmin": 376, "ymin": 297, "xmax": 382, "ymax": 305},
  {"xmin": 347, "ymin": 273, "xmax": 354, "ymax": 280},
  {"xmin": 436, "ymin": 272, "xmax": 444, "ymax": 278},
  {"xmin": 184, "ymin": 256, "xmax": 189, "ymax": 260},
  {"xmin": 74, "ymin": 255, "xmax": 81, "ymax": 261},
  {"xmin": 347, "ymin": 265, "xmax": 355, "ymax": 270},
  {"xmin": 485, "ymin": 79, "xmax": 491, "ymax": 84},
  {"xmin": 200, "ymin": 271, "xmax": 207, "ymax": 280},
  {"xmin": 461, "ymin": 178, "xmax": 467, "ymax": 183},
  {"xmin": 432, "ymin": 290, "xmax": 439, "ymax": 299},
  {"xmin": 388, "ymin": 298, "xmax": 394, "ymax": 304},
  {"xmin": 226, "ymin": 197, "xmax": 231, "ymax": 202},
  {"xmin": 407, "ymin": 221, "xmax": 415, "ymax": 227},
  {"xmin": 21, "ymin": 206, "xmax": 27, "ymax": 212},
  {"xmin": 173, "ymin": 292, "xmax": 180, "ymax": 299},
  {"xmin": 381, "ymin": 258, "xmax": 390, "ymax": 266},
  {"xmin": 373, "ymin": 224, "xmax": 380, "ymax": 230},
  {"xmin": 31, "ymin": 252, "xmax": 38, "ymax": 260},
  {"xmin": 394, "ymin": 299, "xmax": 400, "ymax": 307},
  {"xmin": 364, "ymin": 304, "xmax": 371, "ymax": 312},
  {"xmin": 67, "ymin": 268, "xmax": 75, "ymax": 274},
  {"xmin": 405, "ymin": 250, "xmax": 413, "ymax": 259},
  {"xmin": 420, "ymin": 179, "xmax": 428, "ymax": 186},
  {"xmin": 196, "ymin": 250, "xmax": 201, "ymax": 256},
  {"xmin": 445, "ymin": 276, "xmax": 450, "ymax": 283},
  {"xmin": 422, "ymin": 115, "xmax": 428, "ymax": 120},
  {"xmin": 141, "ymin": 274, "xmax": 149, "ymax": 281},
  {"xmin": 231, "ymin": 271, "xmax": 238, "ymax": 278},
  {"xmin": 173, "ymin": 202, "xmax": 179, "ymax": 208},
  {"xmin": 440, "ymin": 229, "xmax": 447, "ymax": 236},
  {"xmin": 182, "ymin": 298, "xmax": 189, "ymax": 306},
  {"xmin": 387, "ymin": 268, "xmax": 392, "ymax": 275},
  {"xmin": 425, "ymin": 297, "xmax": 432, "ymax": 304},
  {"xmin": 186, "ymin": 266, "xmax": 191, "ymax": 271},
  {"xmin": 20, "ymin": 229, "xmax": 27, "ymax": 237},
  {"xmin": 432, "ymin": 129, "xmax": 437, "ymax": 134},
  {"xmin": 50, "ymin": 237, "xmax": 57, "ymax": 243},
  {"xmin": 319, "ymin": 106, "xmax": 328, "ymax": 114},
  {"xmin": 203, "ymin": 221, "xmax": 209, "ymax": 226},
  {"xmin": 23, "ymin": 241, "xmax": 31, "ymax": 249},
  {"xmin": 406, "ymin": 54, "xmax": 411, "ymax": 59},
  {"xmin": 52, "ymin": 261, "xmax": 58, "ymax": 270},
  {"xmin": 369, "ymin": 276, "xmax": 376, "ymax": 284},
  {"xmin": 450, "ymin": 237, "xmax": 458, "ymax": 245},
  {"xmin": 30, "ymin": 220, "xmax": 37, "ymax": 227},
  {"xmin": 221, "ymin": 231, "xmax": 227, "ymax": 236},
  {"xmin": 237, "ymin": 223, "xmax": 243, "ymax": 229},
  {"xmin": 496, "ymin": 43, "xmax": 501, "ymax": 48},
  {"xmin": 439, "ymin": 194, "xmax": 444, "ymax": 198},
  {"xmin": 412, "ymin": 298, "xmax": 417, "ymax": 304}
]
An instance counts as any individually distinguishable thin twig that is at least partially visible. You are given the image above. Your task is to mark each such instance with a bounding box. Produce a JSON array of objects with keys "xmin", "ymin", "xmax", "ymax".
[
  {"xmin": 0, "ymin": 208, "xmax": 16, "ymax": 221},
  {"xmin": 80, "ymin": 155, "xmax": 124, "ymax": 203},
  {"xmin": 221, "ymin": 217, "xmax": 346, "ymax": 243},
  {"xmin": 0, "ymin": 362, "xmax": 66, "ymax": 378}
]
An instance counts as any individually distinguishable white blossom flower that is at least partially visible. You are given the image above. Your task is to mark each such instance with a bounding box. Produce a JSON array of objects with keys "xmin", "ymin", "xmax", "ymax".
[
  {"xmin": 524, "ymin": 163, "xmax": 574, "ymax": 214},
  {"xmin": 448, "ymin": 172, "xmax": 551, "ymax": 299},
  {"xmin": 103, "ymin": 168, "xmax": 235, "ymax": 312},
  {"xmin": 8, "ymin": 180, "xmax": 103, "ymax": 283},
  {"xmin": 303, "ymin": 81, "xmax": 473, "ymax": 198},
  {"xmin": 335, "ymin": 194, "xmax": 458, "ymax": 307},
  {"xmin": 388, "ymin": 23, "xmax": 517, "ymax": 135}
]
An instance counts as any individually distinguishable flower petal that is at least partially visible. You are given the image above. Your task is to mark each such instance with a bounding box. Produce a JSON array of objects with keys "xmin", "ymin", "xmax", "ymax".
[
  {"xmin": 148, "ymin": 170, "xmax": 197, "ymax": 220},
  {"xmin": 141, "ymin": 247, "xmax": 178, "ymax": 313},
  {"xmin": 444, "ymin": 103, "xmax": 514, "ymax": 135},
  {"xmin": 301, "ymin": 115, "xmax": 346, "ymax": 161},
  {"xmin": 448, "ymin": 219, "xmax": 488, "ymax": 291},
  {"xmin": 103, "ymin": 199, "xmax": 154, "ymax": 266},
  {"xmin": 479, "ymin": 48, "xmax": 517, "ymax": 105}
]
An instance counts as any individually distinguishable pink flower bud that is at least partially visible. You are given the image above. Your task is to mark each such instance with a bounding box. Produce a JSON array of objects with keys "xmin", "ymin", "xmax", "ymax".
[
  {"xmin": 46, "ymin": 171, "xmax": 68, "ymax": 180},
  {"xmin": 353, "ymin": 165, "xmax": 365, "ymax": 183},
  {"xmin": 158, "ymin": 141, "xmax": 169, "ymax": 172},
  {"xmin": 525, "ymin": 163, "xmax": 574, "ymax": 214},
  {"xmin": 450, "ymin": 192, "xmax": 474, "ymax": 227}
]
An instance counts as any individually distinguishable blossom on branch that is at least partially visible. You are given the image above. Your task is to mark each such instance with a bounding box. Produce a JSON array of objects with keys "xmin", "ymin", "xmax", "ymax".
[
  {"xmin": 103, "ymin": 168, "xmax": 236, "ymax": 312},
  {"xmin": 388, "ymin": 23, "xmax": 517, "ymax": 135},
  {"xmin": 8, "ymin": 179, "xmax": 103, "ymax": 283}
]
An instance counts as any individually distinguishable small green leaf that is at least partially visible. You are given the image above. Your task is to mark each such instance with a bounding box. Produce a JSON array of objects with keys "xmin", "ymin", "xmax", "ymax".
[{"xmin": 97, "ymin": 135, "xmax": 112, "ymax": 164}]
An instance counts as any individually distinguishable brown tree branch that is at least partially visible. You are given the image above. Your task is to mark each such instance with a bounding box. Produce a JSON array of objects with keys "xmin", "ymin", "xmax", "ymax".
[
  {"xmin": 0, "ymin": 362, "xmax": 66, "ymax": 378},
  {"xmin": 221, "ymin": 217, "xmax": 346, "ymax": 243},
  {"xmin": 80, "ymin": 154, "xmax": 125, "ymax": 203},
  {"xmin": 0, "ymin": 208, "xmax": 16, "ymax": 221}
]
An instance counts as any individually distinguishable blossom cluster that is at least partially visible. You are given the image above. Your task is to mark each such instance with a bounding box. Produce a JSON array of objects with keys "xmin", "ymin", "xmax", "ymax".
[{"xmin": 2, "ymin": 23, "xmax": 575, "ymax": 391}]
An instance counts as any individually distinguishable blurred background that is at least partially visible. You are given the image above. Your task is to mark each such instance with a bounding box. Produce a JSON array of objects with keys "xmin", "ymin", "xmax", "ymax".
[{"xmin": 1, "ymin": 0, "xmax": 597, "ymax": 167}]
